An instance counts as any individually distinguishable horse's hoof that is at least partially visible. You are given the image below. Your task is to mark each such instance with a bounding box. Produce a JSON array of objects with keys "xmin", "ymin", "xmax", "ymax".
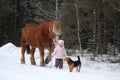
[
  {"xmin": 31, "ymin": 60, "xmax": 36, "ymax": 65},
  {"xmin": 21, "ymin": 62, "xmax": 25, "ymax": 64},
  {"xmin": 45, "ymin": 60, "xmax": 48, "ymax": 64},
  {"xmin": 21, "ymin": 59, "xmax": 25, "ymax": 64},
  {"xmin": 40, "ymin": 63, "xmax": 45, "ymax": 66},
  {"xmin": 31, "ymin": 63, "xmax": 36, "ymax": 65},
  {"xmin": 45, "ymin": 56, "xmax": 51, "ymax": 64}
]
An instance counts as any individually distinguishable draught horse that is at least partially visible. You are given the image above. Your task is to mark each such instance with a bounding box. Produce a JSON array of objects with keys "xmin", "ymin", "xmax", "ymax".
[{"xmin": 21, "ymin": 21, "xmax": 61, "ymax": 66}]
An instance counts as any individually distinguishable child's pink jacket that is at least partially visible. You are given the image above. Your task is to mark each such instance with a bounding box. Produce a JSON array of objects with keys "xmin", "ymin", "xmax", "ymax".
[{"xmin": 51, "ymin": 46, "xmax": 67, "ymax": 59}]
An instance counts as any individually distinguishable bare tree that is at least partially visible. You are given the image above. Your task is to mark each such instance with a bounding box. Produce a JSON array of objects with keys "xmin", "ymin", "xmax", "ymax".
[
  {"xmin": 93, "ymin": 9, "xmax": 97, "ymax": 55},
  {"xmin": 74, "ymin": 0, "xmax": 82, "ymax": 55},
  {"xmin": 14, "ymin": 0, "xmax": 17, "ymax": 33},
  {"xmin": 113, "ymin": 26, "xmax": 117, "ymax": 56},
  {"xmin": 21, "ymin": 0, "xmax": 56, "ymax": 23},
  {"xmin": 55, "ymin": 0, "xmax": 58, "ymax": 21}
]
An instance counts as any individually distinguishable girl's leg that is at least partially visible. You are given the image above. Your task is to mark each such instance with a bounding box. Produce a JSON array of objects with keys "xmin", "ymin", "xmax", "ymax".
[
  {"xmin": 59, "ymin": 59, "xmax": 63, "ymax": 69},
  {"xmin": 55, "ymin": 59, "xmax": 59, "ymax": 68}
]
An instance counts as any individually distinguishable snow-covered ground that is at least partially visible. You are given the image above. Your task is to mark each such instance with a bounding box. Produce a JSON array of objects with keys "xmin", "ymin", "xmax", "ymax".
[{"xmin": 0, "ymin": 43, "xmax": 120, "ymax": 80}]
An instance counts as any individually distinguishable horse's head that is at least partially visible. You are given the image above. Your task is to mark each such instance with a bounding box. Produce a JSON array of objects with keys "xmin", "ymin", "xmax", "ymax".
[
  {"xmin": 43, "ymin": 21, "xmax": 61, "ymax": 64},
  {"xmin": 49, "ymin": 21, "xmax": 61, "ymax": 45}
]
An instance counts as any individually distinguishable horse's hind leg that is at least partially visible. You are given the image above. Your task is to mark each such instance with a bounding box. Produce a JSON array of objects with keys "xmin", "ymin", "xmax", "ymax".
[
  {"xmin": 30, "ymin": 47, "xmax": 36, "ymax": 65},
  {"xmin": 21, "ymin": 43, "xmax": 26, "ymax": 64}
]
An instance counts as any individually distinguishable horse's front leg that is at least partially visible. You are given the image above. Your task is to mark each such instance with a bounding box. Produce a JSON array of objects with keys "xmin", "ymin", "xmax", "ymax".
[
  {"xmin": 30, "ymin": 47, "xmax": 36, "ymax": 65},
  {"xmin": 45, "ymin": 46, "xmax": 52, "ymax": 64},
  {"xmin": 38, "ymin": 46, "xmax": 45, "ymax": 66}
]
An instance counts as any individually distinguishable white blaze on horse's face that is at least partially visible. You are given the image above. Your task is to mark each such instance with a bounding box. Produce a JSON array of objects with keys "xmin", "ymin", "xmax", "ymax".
[
  {"xmin": 52, "ymin": 22, "xmax": 61, "ymax": 45},
  {"xmin": 52, "ymin": 22, "xmax": 61, "ymax": 36}
]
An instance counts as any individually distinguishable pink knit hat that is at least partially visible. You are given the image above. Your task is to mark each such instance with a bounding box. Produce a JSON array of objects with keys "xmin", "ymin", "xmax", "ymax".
[
  {"xmin": 58, "ymin": 40, "xmax": 64, "ymax": 45},
  {"xmin": 58, "ymin": 40, "xmax": 65, "ymax": 48},
  {"xmin": 57, "ymin": 40, "xmax": 65, "ymax": 48}
]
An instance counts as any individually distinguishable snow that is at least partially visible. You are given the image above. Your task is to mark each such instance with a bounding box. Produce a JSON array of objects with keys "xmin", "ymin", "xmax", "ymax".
[{"xmin": 0, "ymin": 42, "xmax": 120, "ymax": 80}]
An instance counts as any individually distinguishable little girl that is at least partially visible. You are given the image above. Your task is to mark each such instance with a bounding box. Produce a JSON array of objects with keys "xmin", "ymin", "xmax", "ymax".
[{"xmin": 51, "ymin": 40, "xmax": 67, "ymax": 69}]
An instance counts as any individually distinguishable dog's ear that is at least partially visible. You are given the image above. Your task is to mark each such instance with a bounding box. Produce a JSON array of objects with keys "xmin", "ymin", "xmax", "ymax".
[
  {"xmin": 64, "ymin": 57, "xmax": 67, "ymax": 61},
  {"xmin": 67, "ymin": 57, "xmax": 70, "ymax": 62},
  {"xmin": 64, "ymin": 57, "xmax": 69, "ymax": 62}
]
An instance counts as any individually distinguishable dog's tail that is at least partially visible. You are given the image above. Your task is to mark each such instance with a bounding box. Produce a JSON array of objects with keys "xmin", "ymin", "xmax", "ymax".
[{"xmin": 77, "ymin": 55, "xmax": 81, "ymax": 62}]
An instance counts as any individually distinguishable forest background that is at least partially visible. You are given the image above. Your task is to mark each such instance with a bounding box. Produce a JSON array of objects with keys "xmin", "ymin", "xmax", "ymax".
[{"xmin": 0, "ymin": 0, "xmax": 120, "ymax": 58}]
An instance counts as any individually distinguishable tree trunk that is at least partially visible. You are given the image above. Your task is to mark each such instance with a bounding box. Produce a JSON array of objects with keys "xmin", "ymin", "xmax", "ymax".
[
  {"xmin": 14, "ymin": 0, "xmax": 17, "ymax": 33},
  {"xmin": 93, "ymin": 9, "xmax": 97, "ymax": 55},
  {"xmin": 74, "ymin": 0, "xmax": 82, "ymax": 55},
  {"xmin": 102, "ymin": 15, "xmax": 108, "ymax": 54},
  {"xmin": 97, "ymin": 10, "xmax": 102, "ymax": 54},
  {"xmin": 113, "ymin": 26, "xmax": 117, "ymax": 56},
  {"xmin": 55, "ymin": 0, "xmax": 58, "ymax": 21}
]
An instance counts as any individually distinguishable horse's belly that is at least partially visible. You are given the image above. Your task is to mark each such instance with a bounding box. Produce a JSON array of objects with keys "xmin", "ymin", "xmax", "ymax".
[
  {"xmin": 24, "ymin": 34, "xmax": 38, "ymax": 47},
  {"xmin": 25, "ymin": 37, "xmax": 37, "ymax": 46}
]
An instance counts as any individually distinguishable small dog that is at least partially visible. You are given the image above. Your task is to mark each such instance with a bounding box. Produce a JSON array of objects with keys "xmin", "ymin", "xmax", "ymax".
[{"xmin": 64, "ymin": 55, "xmax": 81, "ymax": 72}]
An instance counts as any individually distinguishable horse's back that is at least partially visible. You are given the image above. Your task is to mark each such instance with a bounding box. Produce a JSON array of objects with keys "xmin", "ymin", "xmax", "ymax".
[
  {"xmin": 22, "ymin": 23, "xmax": 38, "ymax": 31},
  {"xmin": 21, "ymin": 23, "xmax": 40, "ymax": 46},
  {"xmin": 21, "ymin": 21, "xmax": 60, "ymax": 47}
]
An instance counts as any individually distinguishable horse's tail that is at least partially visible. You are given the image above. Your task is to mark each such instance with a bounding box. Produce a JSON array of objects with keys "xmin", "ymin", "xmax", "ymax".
[{"xmin": 26, "ymin": 45, "xmax": 30, "ymax": 54}]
